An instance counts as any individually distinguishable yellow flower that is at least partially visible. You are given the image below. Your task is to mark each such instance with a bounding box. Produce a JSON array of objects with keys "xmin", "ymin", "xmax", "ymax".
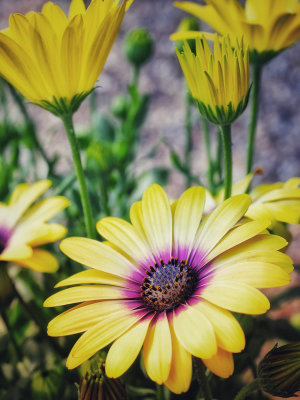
[
  {"xmin": 176, "ymin": 35, "xmax": 250, "ymax": 125},
  {"xmin": 172, "ymin": 0, "xmax": 300, "ymax": 63},
  {"xmin": 45, "ymin": 184, "xmax": 293, "ymax": 393},
  {"xmin": 0, "ymin": 0, "xmax": 132, "ymax": 116},
  {"xmin": 0, "ymin": 180, "xmax": 69, "ymax": 272},
  {"xmin": 207, "ymin": 175, "xmax": 300, "ymax": 228}
]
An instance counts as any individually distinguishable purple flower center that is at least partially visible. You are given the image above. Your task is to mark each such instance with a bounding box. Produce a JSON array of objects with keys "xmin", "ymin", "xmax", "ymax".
[
  {"xmin": 140, "ymin": 258, "xmax": 198, "ymax": 312},
  {"xmin": 0, "ymin": 227, "xmax": 11, "ymax": 255}
]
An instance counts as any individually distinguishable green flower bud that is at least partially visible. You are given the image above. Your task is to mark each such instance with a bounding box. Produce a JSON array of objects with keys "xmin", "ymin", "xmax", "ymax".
[
  {"xmin": 175, "ymin": 17, "xmax": 199, "ymax": 53},
  {"xmin": 31, "ymin": 368, "xmax": 64, "ymax": 400},
  {"xmin": 124, "ymin": 28, "xmax": 154, "ymax": 68},
  {"xmin": 78, "ymin": 355, "xmax": 127, "ymax": 400},
  {"xmin": 258, "ymin": 343, "xmax": 300, "ymax": 398},
  {"xmin": 111, "ymin": 95, "xmax": 128, "ymax": 120}
]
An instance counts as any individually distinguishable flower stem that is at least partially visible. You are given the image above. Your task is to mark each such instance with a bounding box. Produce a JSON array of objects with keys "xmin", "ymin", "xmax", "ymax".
[
  {"xmin": 234, "ymin": 380, "xmax": 261, "ymax": 400},
  {"xmin": 219, "ymin": 124, "xmax": 232, "ymax": 199},
  {"xmin": 193, "ymin": 358, "xmax": 213, "ymax": 400},
  {"xmin": 184, "ymin": 93, "xmax": 193, "ymax": 188},
  {"xmin": 201, "ymin": 117, "xmax": 214, "ymax": 194},
  {"xmin": 61, "ymin": 113, "xmax": 95, "ymax": 239},
  {"xmin": 132, "ymin": 65, "xmax": 140, "ymax": 87},
  {"xmin": 246, "ymin": 63, "xmax": 262, "ymax": 174}
]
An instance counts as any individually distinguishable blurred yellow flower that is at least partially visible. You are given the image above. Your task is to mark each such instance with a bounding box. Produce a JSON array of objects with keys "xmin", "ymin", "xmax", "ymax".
[
  {"xmin": 205, "ymin": 175, "xmax": 300, "ymax": 228},
  {"xmin": 0, "ymin": 180, "xmax": 69, "ymax": 272},
  {"xmin": 176, "ymin": 35, "xmax": 250, "ymax": 125},
  {"xmin": 172, "ymin": 0, "xmax": 300, "ymax": 63},
  {"xmin": 45, "ymin": 184, "xmax": 292, "ymax": 393},
  {"xmin": 0, "ymin": 0, "xmax": 131, "ymax": 115}
]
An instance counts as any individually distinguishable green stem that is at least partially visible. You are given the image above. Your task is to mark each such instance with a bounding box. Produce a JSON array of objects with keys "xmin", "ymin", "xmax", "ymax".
[
  {"xmin": 219, "ymin": 124, "xmax": 232, "ymax": 199},
  {"xmin": 61, "ymin": 113, "xmax": 95, "ymax": 239},
  {"xmin": 132, "ymin": 65, "xmax": 140, "ymax": 87},
  {"xmin": 201, "ymin": 117, "xmax": 214, "ymax": 194},
  {"xmin": 184, "ymin": 93, "xmax": 193, "ymax": 188},
  {"xmin": 156, "ymin": 384, "xmax": 166, "ymax": 400},
  {"xmin": 0, "ymin": 308, "xmax": 22, "ymax": 360},
  {"xmin": 193, "ymin": 358, "xmax": 213, "ymax": 400},
  {"xmin": 246, "ymin": 63, "xmax": 262, "ymax": 174},
  {"xmin": 216, "ymin": 127, "xmax": 223, "ymax": 184},
  {"xmin": 234, "ymin": 380, "xmax": 261, "ymax": 400}
]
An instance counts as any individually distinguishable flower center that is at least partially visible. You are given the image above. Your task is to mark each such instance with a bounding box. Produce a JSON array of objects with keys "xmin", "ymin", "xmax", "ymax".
[{"xmin": 140, "ymin": 258, "xmax": 198, "ymax": 312}]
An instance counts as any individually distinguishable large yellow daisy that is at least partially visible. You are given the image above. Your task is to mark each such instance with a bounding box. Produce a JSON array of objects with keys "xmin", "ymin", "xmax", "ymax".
[
  {"xmin": 45, "ymin": 184, "xmax": 293, "ymax": 393},
  {"xmin": 0, "ymin": 180, "xmax": 69, "ymax": 272},
  {"xmin": 0, "ymin": 0, "xmax": 132, "ymax": 115},
  {"xmin": 172, "ymin": 0, "xmax": 300, "ymax": 63}
]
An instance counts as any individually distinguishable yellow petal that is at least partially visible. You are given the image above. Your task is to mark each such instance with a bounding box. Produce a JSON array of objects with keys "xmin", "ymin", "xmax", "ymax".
[
  {"xmin": 143, "ymin": 313, "xmax": 172, "ymax": 384},
  {"xmin": 194, "ymin": 301, "xmax": 245, "ymax": 353},
  {"xmin": 97, "ymin": 217, "xmax": 153, "ymax": 266},
  {"xmin": 44, "ymin": 285, "xmax": 125, "ymax": 307},
  {"xmin": 66, "ymin": 311, "xmax": 142, "ymax": 369},
  {"xmin": 172, "ymin": 304, "xmax": 217, "ymax": 358},
  {"xmin": 47, "ymin": 300, "xmax": 126, "ymax": 336},
  {"xmin": 203, "ymin": 348, "xmax": 234, "ymax": 378},
  {"xmin": 192, "ymin": 194, "xmax": 251, "ymax": 259},
  {"xmin": 14, "ymin": 249, "xmax": 58, "ymax": 273},
  {"xmin": 142, "ymin": 184, "xmax": 172, "ymax": 262},
  {"xmin": 200, "ymin": 281, "xmax": 270, "ymax": 314},
  {"xmin": 165, "ymin": 320, "xmax": 192, "ymax": 394},
  {"xmin": 173, "ymin": 187, "xmax": 205, "ymax": 260},
  {"xmin": 55, "ymin": 269, "xmax": 125, "ymax": 288},
  {"xmin": 69, "ymin": 0, "xmax": 86, "ymax": 20},
  {"xmin": 60, "ymin": 237, "xmax": 137, "ymax": 279},
  {"xmin": 106, "ymin": 317, "xmax": 152, "ymax": 378}
]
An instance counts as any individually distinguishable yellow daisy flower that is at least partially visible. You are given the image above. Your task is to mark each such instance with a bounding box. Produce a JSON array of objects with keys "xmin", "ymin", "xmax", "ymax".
[
  {"xmin": 206, "ymin": 175, "xmax": 300, "ymax": 228},
  {"xmin": 0, "ymin": 180, "xmax": 69, "ymax": 272},
  {"xmin": 0, "ymin": 0, "xmax": 132, "ymax": 116},
  {"xmin": 176, "ymin": 35, "xmax": 250, "ymax": 125},
  {"xmin": 172, "ymin": 0, "xmax": 300, "ymax": 63},
  {"xmin": 45, "ymin": 184, "xmax": 293, "ymax": 393}
]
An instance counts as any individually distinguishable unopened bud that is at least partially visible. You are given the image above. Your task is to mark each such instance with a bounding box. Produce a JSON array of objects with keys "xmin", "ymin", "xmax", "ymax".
[
  {"xmin": 258, "ymin": 343, "xmax": 300, "ymax": 398},
  {"xmin": 124, "ymin": 28, "xmax": 154, "ymax": 68}
]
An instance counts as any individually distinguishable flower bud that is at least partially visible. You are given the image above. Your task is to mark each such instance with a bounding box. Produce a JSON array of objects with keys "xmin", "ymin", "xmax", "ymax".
[
  {"xmin": 78, "ymin": 356, "xmax": 127, "ymax": 400},
  {"xmin": 258, "ymin": 343, "xmax": 300, "ymax": 398},
  {"xmin": 124, "ymin": 28, "xmax": 154, "ymax": 68},
  {"xmin": 111, "ymin": 95, "xmax": 128, "ymax": 119}
]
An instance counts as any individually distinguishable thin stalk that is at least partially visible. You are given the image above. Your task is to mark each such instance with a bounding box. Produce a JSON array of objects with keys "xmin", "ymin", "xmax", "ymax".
[
  {"xmin": 234, "ymin": 380, "xmax": 261, "ymax": 400},
  {"xmin": 193, "ymin": 358, "xmax": 213, "ymax": 400},
  {"xmin": 61, "ymin": 113, "xmax": 95, "ymax": 239},
  {"xmin": 0, "ymin": 308, "xmax": 22, "ymax": 360},
  {"xmin": 132, "ymin": 65, "xmax": 140, "ymax": 87},
  {"xmin": 184, "ymin": 93, "xmax": 193, "ymax": 188},
  {"xmin": 246, "ymin": 63, "xmax": 262, "ymax": 174},
  {"xmin": 201, "ymin": 117, "xmax": 214, "ymax": 194},
  {"xmin": 216, "ymin": 127, "xmax": 223, "ymax": 184},
  {"xmin": 219, "ymin": 124, "xmax": 232, "ymax": 199},
  {"xmin": 156, "ymin": 384, "xmax": 165, "ymax": 400}
]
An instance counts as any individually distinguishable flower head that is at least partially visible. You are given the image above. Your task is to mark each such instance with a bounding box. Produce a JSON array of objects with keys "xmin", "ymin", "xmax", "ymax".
[
  {"xmin": 45, "ymin": 184, "xmax": 293, "ymax": 393},
  {"xmin": 0, "ymin": 180, "xmax": 69, "ymax": 272},
  {"xmin": 208, "ymin": 175, "xmax": 300, "ymax": 228},
  {"xmin": 258, "ymin": 343, "xmax": 300, "ymax": 398},
  {"xmin": 173, "ymin": 0, "xmax": 300, "ymax": 64},
  {"xmin": 176, "ymin": 35, "xmax": 250, "ymax": 125},
  {"xmin": 0, "ymin": 0, "xmax": 131, "ymax": 116}
]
